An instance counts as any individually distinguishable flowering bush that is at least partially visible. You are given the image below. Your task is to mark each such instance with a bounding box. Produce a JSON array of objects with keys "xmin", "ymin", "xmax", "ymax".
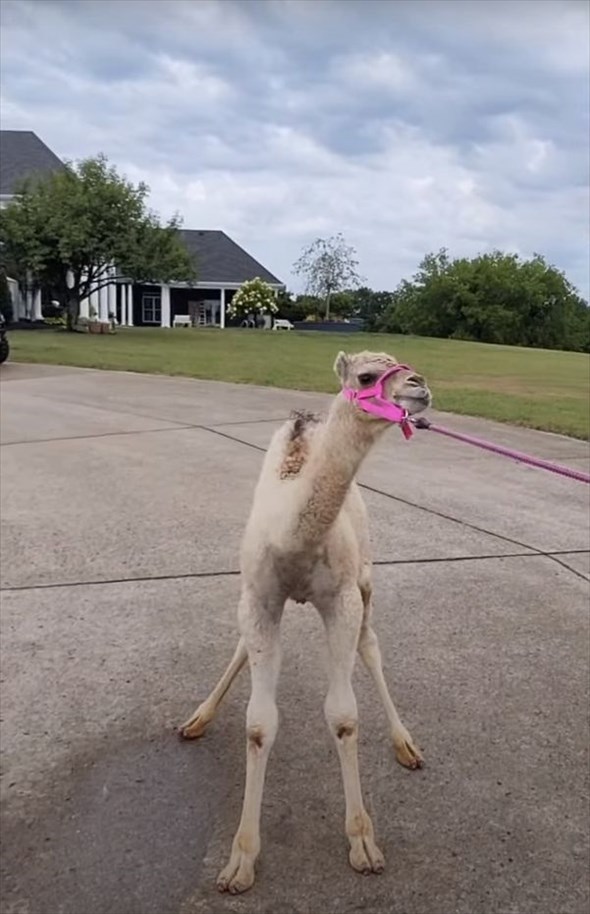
[{"xmin": 228, "ymin": 277, "xmax": 278, "ymax": 320}]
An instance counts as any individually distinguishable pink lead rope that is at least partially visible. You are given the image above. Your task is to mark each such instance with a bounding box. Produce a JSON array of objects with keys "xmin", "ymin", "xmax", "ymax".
[
  {"xmin": 412, "ymin": 417, "xmax": 590, "ymax": 484},
  {"xmin": 343, "ymin": 365, "xmax": 590, "ymax": 484}
]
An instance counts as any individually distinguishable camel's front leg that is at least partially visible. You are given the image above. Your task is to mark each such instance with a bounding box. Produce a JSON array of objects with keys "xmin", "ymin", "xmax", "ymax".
[
  {"xmin": 178, "ymin": 637, "xmax": 247, "ymax": 739},
  {"xmin": 319, "ymin": 588, "xmax": 385, "ymax": 875},
  {"xmin": 217, "ymin": 594, "xmax": 283, "ymax": 894}
]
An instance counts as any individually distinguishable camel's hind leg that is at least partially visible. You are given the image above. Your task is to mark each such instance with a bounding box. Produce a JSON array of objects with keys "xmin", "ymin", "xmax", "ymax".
[
  {"xmin": 358, "ymin": 581, "xmax": 423, "ymax": 770},
  {"xmin": 179, "ymin": 637, "xmax": 247, "ymax": 739}
]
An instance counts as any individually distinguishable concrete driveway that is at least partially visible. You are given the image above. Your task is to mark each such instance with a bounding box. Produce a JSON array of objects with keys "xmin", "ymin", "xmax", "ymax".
[{"xmin": 1, "ymin": 362, "xmax": 588, "ymax": 914}]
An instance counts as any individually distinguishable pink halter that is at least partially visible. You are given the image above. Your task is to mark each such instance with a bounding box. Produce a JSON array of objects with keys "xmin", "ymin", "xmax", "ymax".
[{"xmin": 342, "ymin": 364, "xmax": 414, "ymax": 440}]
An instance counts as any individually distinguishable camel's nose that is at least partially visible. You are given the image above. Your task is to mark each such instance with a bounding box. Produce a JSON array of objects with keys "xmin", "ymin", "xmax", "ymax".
[{"xmin": 405, "ymin": 374, "xmax": 429, "ymax": 397}]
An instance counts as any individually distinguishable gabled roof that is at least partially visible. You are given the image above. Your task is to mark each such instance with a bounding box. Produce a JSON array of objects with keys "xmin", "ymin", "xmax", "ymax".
[
  {"xmin": 179, "ymin": 230, "xmax": 283, "ymax": 286},
  {"xmin": 0, "ymin": 130, "xmax": 65, "ymax": 196}
]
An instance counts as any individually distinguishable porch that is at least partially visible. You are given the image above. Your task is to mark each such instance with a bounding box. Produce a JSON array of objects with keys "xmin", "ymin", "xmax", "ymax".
[
  {"xmin": 7, "ymin": 277, "xmax": 280, "ymax": 329},
  {"xmin": 123, "ymin": 284, "xmax": 237, "ymax": 328}
]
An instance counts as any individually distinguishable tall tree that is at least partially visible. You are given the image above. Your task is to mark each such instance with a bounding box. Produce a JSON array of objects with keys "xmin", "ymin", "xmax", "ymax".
[
  {"xmin": 0, "ymin": 154, "xmax": 195, "ymax": 330},
  {"xmin": 292, "ymin": 233, "xmax": 362, "ymax": 320}
]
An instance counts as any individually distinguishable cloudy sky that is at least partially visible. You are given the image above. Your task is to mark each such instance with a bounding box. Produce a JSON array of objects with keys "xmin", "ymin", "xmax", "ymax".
[{"xmin": 1, "ymin": 0, "xmax": 589, "ymax": 298}]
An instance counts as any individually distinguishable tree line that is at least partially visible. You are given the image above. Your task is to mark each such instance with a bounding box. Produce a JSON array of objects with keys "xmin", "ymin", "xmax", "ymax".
[
  {"xmin": 0, "ymin": 153, "xmax": 587, "ymax": 352},
  {"xmin": 287, "ymin": 241, "xmax": 589, "ymax": 353}
]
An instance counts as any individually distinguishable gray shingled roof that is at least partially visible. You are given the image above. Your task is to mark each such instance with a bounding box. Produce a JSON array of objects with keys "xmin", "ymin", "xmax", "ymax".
[
  {"xmin": 179, "ymin": 230, "xmax": 283, "ymax": 285},
  {"xmin": 0, "ymin": 130, "xmax": 65, "ymax": 196}
]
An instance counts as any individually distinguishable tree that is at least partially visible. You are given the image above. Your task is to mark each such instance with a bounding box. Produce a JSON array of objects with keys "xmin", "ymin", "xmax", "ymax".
[
  {"xmin": 378, "ymin": 249, "xmax": 589, "ymax": 352},
  {"xmin": 0, "ymin": 154, "xmax": 196, "ymax": 330},
  {"xmin": 227, "ymin": 277, "xmax": 279, "ymax": 326},
  {"xmin": 274, "ymin": 290, "xmax": 308, "ymax": 323},
  {"xmin": 292, "ymin": 233, "xmax": 362, "ymax": 320},
  {"xmin": 351, "ymin": 287, "xmax": 394, "ymax": 330},
  {"xmin": 0, "ymin": 271, "xmax": 13, "ymax": 323}
]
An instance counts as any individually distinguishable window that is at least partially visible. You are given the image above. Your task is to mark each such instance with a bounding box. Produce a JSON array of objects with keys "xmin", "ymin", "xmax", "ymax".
[{"xmin": 142, "ymin": 294, "xmax": 161, "ymax": 324}]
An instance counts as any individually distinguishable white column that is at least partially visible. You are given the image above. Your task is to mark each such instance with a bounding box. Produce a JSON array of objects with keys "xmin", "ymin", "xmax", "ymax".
[
  {"xmin": 25, "ymin": 287, "xmax": 33, "ymax": 320},
  {"xmin": 108, "ymin": 266, "xmax": 117, "ymax": 322},
  {"xmin": 160, "ymin": 284, "xmax": 171, "ymax": 328},
  {"xmin": 89, "ymin": 288, "xmax": 99, "ymax": 320},
  {"xmin": 7, "ymin": 279, "xmax": 19, "ymax": 319},
  {"xmin": 220, "ymin": 288, "xmax": 226, "ymax": 329},
  {"xmin": 77, "ymin": 269, "xmax": 89, "ymax": 319},
  {"xmin": 99, "ymin": 284, "xmax": 108, "ymax": 321},
  {"xmin": 119, "ymin": 285, "xmax": 126, "ymax": 327},
  {"xmin": 32, "ymin": 288, "xmax": 43, "ymax": 321},
  {"xmin": 11, "ymin": 281, "xmax": 22, "ymax": 319},
  {"xmin": 127, "ymin": 285, "xmax": 134, "ymax": 326}
]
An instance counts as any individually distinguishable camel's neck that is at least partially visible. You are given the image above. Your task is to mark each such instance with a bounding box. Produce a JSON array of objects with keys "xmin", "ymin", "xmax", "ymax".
[{"xmin": 296, "ymin": 396, "xmax": 382, "ymax": 544}]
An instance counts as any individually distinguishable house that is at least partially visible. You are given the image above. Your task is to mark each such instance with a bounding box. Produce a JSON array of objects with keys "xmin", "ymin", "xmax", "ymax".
[
  {"xmin": 0, "ymin": 130, "xmax": 284, "ymax": 326},
  {"xmin": 123, "ymin": 230, "xmax": 284, "ymax": 328},
  {"xmin": 0, "ymin": 130, "xmax": 65, "ymax": 208},
  {"xmin": 0, "ymin": 130, "xmax": 66, "ymax": 320}
]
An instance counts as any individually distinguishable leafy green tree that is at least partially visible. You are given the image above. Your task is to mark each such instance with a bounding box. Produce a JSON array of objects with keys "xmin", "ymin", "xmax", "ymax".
[
  {"xmin": 379, "ymin": 249, "xmax": 589, "ymax": 352},
  {"xmin": 351, "ymin": 287, "xmax": 394, "ymax": 330},
  {"xmin": 293, "ymin": 233, "xmax": 362, "ymax": 320},
  {"xmin": 227, "ymin": 277, "xmax": 278, "ymax": 325},
  {"xmin": 296, "ymin": 294, "xmax": 323, "ymax": 319},
  {"xmin": 273, "ymin": 290, "xmax": 308, "ymax": 322},
  {"xmin": 329, "ymin": 290, "xmax": 356, "ymax": 318},
  {"xmin": 0, "ymin": 154, "xmax": 195, "ymax": 330}
]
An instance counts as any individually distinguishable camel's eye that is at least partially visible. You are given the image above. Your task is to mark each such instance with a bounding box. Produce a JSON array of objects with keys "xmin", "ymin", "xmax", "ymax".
[{"xmin": 358, "ymin": 373, "xmax": 376, "ymax": 386}]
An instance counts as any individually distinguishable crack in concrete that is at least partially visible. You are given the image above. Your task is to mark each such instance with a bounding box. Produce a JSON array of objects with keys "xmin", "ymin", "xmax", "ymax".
[
  {"xmin": 0, "ymin": 425, "xmax": 195, "ymax": 447},
  {"xmin": 2, "ymin": 386, "xmax": 587, "ymax": 584},
  {"xmin": 2, "ymin": 550, "xmax": 588, "ymax": 593},
  {"xmin": 197, "ymin": 424, "xmax": 590, "ymax": 583}
]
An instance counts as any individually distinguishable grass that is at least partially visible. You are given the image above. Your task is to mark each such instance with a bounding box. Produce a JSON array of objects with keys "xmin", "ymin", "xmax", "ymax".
[{"xmin": 8, "ymin": 327, "xmax": 590, "ymax": 439}]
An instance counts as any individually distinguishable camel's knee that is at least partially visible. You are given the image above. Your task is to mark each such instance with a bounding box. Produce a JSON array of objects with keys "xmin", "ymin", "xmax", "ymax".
[
  {"xmin": 325, "ymin": 688, "xmax": 358, "ymax": 742},
  {"xmin": 246, "ymin": 722, "xmax": 277, "ymax": 754},
  {"xmin": 327, "ymin": 714, "xmax": 359, "ymax": 744},
  {"xmin": 359, "ymin": 564, "xmax": 373, "ymax": 609},
  {"xmin": 335, "ymin": 720, "xmax": 358, "ymax": 740},
  {"xmin": 246, "ymin": 698, "xmax": 278, "ymax": 752}
]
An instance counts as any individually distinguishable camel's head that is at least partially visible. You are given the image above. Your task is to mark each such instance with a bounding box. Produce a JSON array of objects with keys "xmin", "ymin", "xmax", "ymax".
[{"xmin": 334, "ymin": 350, "xmax": 431, "ymax": 421}]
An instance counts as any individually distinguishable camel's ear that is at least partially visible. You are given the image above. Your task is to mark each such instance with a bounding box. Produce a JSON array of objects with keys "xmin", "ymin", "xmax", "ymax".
[{"xmin": 334, "ymin": 351, "xmax": 350, "ymax": 384}]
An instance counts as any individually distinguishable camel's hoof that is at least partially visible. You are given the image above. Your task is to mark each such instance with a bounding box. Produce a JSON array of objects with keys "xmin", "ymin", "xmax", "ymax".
[
  {"xmin": 394, "ymin": 736, "xmax": 424, "ymax": 770},
  {"xmin": 217, "ymin": 852, "xmax": 256, "ymax": 894},
  {"xmin": 177, "ymin": 709, "xmax": 211, "ymax": 740},
  {"xmin": 349, "ymin": 836, "xmax": 385, "ymax": 875}
]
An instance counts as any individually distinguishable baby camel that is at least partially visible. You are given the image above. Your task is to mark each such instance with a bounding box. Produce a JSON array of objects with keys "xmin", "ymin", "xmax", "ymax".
[{"xmin": 179, "ymin": 349, "xmax": 431, "ymax": 894}]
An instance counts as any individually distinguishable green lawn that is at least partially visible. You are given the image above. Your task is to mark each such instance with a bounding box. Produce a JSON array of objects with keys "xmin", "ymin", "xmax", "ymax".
[{"xmin": 8, "ymin": 327, "xmax": 590, "ymax": 439}]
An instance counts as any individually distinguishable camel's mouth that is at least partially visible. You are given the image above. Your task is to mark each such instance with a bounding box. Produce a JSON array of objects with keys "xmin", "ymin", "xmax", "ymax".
[{"xmin": 395, "ymin": 389, "xmax": 432, "ymax": 416}]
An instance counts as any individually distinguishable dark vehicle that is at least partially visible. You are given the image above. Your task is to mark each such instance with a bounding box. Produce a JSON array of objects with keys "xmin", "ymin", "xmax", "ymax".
[{"xmin": 0, "ymin": 312, "xmax": 9, "ymax": 364}]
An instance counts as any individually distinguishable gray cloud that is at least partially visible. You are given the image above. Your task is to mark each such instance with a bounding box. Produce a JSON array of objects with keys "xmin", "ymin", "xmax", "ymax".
[{"xmin": 1, "ymin": 0, "xmax": 588, "ymax": 298}]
